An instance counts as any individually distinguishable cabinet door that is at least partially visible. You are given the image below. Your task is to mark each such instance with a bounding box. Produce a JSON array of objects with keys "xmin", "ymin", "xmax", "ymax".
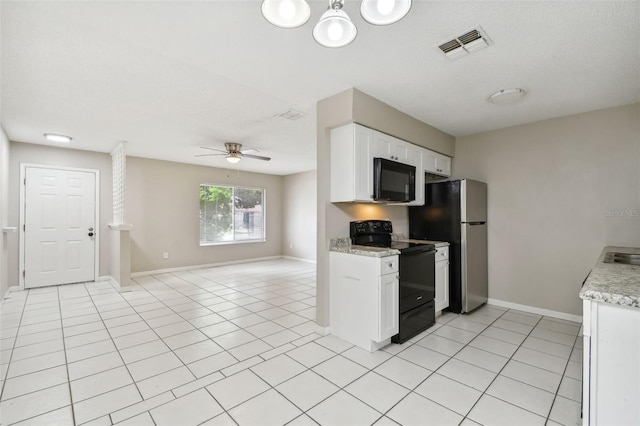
[
  {"xmin": 435, "ymin": 154, "xmax": 452, "ymax": 176},
  {"xmin": 377, "ymin": 273, "xmax": 399, "ymax": 341},
  {"xmin": 373, "ymin": 132, "xmax": 407, "ymax": 162},
  {"xmin": 435, "ymin": 260, "xmax": 450, "ymax": 312},
  {"xmin": 407, "ymin": 145, "xmax": 424, "ymax": 206},
  {"xmin": 423, "ymin": 149, "xmax": 438, "ymax": 174},
  {"xmin": 354, "ymin": 125, "xmax": 374, "ymax": 201}
]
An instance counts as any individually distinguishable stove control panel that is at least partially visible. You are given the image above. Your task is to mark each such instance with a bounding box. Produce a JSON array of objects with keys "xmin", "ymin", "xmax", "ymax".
[{"xmin": 350, "ymin": 220, "xmax": 393, "ymax": 237}]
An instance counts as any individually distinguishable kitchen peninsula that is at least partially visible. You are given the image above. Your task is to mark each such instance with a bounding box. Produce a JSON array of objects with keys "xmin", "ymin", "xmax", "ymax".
[{"xmin": 579, "ymin": 246, "xmax": 640, "ymax": 426}]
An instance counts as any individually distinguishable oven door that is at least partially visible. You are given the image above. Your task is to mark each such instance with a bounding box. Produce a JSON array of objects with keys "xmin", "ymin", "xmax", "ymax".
[
  {"xmin": 399, "ymin": 248, "xmax": 436, "ymax": 313},
  {"xmin": 392, "ymin": 299, "xmax": 435, "ymax": 344}
]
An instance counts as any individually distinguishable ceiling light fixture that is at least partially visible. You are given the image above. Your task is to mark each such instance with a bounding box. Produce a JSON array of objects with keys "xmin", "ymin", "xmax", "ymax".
[
  {"xmin": 488, "ymin": 88, "xmax": 527, "ymax": 105},
  {"xmin": 360, "ymin": 0, "xmax": 411, "ymax": 25},
  {"xmin": 44, "ymin": 133, "xmax": 72, "ymax": 143},
  {"xmin": 226, "ymin": 153, "xmax": 241, "ymax": 164},
  {"xmin": 261, "ymin": 0, "xmax": 311, "ymax": 28},
  {"xmin": 262, "ymin": 0, "xmax": 411, "ymax": 48},
  {"xmin": 313, "ymin": 1, "xmax": 357, "ymax": 48}
]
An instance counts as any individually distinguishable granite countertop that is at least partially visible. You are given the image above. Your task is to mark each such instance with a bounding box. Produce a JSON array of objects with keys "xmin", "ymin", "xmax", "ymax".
[
  {"xmin": 329, "ymin": 238, "xmax": 399, "ymax": 258},
  {"xmin": 579, "ymin": 246, "xmax": 640, "ymax": 308}
]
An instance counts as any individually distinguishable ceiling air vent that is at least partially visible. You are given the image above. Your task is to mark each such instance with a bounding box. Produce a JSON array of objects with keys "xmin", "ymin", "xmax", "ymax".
[
  {"xmin": 274, "ymin": 109, "xmax": 306, "ymax": 121},
  {"xmin": 438, "ymin": 27, "xmax": 491, "ymax": 60}
]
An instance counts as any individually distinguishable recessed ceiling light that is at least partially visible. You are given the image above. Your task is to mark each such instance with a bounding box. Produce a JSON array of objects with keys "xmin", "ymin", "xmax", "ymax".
[
  {"xmin": 488, "ymin": 88, "xmax": 527, "ymax": 105},
  {"xmin": 44, "ymin": 133, "xmax": 73, "ymax": 143}
]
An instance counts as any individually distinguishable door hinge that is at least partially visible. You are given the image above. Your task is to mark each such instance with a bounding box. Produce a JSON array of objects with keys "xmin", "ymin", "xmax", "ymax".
[
  {"xmin": 23, "ymin": 270, "xmax": 25, "ymax": 278},
  {"xmin": 23, "ymin": 224, "xmax": 26, "ymax": 231},
  {"xmin": 24, "ymin": 178, "xmax": 26, "ymax": 185}
]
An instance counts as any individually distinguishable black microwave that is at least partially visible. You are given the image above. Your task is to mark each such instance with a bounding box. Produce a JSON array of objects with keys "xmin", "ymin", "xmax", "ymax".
[{"xmin": 373, "ymin": 158, "xmax": 416, "ymax": 202}]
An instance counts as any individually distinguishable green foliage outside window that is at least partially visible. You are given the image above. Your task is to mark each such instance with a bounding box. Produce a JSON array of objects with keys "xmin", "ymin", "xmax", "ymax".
[{"xmin": 199, "ymin": 185, "xmax": 265, "ymax": 244}]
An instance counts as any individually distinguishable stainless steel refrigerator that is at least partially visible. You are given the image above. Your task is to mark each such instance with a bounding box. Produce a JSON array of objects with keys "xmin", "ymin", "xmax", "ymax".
[{"xmin": 408, "ymin": 179, "xmax": 488, "ymax": 313}]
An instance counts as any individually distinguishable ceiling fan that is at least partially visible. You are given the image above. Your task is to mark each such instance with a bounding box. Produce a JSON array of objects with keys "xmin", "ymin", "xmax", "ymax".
[{"xmin": 196, "ymin": 143, "xmax": 271, "ymax": 164}]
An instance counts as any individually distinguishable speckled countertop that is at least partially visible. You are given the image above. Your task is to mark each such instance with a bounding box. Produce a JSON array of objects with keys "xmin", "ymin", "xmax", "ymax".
[
  {"xmin": 329, "ymin": 237, "xmax": 449, "ymax": 258},
  {"xmin": 329, "ymin": 238, "xmax": 399, "ymax": 258},
  {"xmin": 580, "ymin": 246, "xmax": 640, "ymax": 308}
]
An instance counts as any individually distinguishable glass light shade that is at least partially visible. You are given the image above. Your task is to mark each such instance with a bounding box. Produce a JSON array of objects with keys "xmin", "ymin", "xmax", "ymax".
[
  {"xmin": 313, "ymin": 8, "xmax": 357, "ymax": 48},
  {"xmin": 226, "ymin": 154, "xmax": 241, "ymax": 164},
  {"xmin": 44, "ymin": 133, "xmax": 72, "ymax": 143},
  {"xmin": 360, "ymin": 0, "xmax": 412, "ymax": 25},
  {"xmin": 261, "ymin": 0, "xmax": 311, "ymax": 28}
]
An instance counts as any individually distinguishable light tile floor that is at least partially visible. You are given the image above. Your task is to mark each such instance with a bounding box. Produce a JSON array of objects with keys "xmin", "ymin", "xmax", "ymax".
[{"xmin": 0, "ymin": 259, "xmax": 583, "ymax": 425}]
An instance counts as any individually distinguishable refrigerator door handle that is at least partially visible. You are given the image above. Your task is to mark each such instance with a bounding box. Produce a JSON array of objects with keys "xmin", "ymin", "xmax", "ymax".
[{"xmin": 464, "ymin": 221, "xmax": 486, "ymax": 226}]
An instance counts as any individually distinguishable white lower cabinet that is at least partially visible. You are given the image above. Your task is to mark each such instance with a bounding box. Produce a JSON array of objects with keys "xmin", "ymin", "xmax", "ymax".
[
  {"xmin": 330, "ymin": 252, "xmax": 399, "ymax": 352},
  {"xmin": 582, "ymin": 299, "xmax": 640, "ymax": 426},
  {"xmin": 434, "ymin": 245, "xmax": 450, "ymax": 312}
]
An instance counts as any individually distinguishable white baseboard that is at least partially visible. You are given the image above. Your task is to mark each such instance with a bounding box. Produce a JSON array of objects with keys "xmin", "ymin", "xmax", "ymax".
[
  {"xmin": 130, "ymin": 256, "xmax": 286, "ymax": 277},
  {"xmin": 97, "ymin": 275, "xmax": 114, "ymax": 282},
  {"xmin": 281, "ymin": 256, "xmax": 316, "ymax": 264},
  {"xmin": 1, "ymin": 285, "xmax": 21, "ymax": 304},
  {"xmin": 487, "ymin": 298, "xmax": 582, "ymax": 323}
]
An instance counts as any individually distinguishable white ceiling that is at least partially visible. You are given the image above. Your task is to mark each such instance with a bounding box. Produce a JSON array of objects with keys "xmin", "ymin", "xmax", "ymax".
[{"xmin": 2, "ymin": 1, "xmax": 639, "ymax": 175}]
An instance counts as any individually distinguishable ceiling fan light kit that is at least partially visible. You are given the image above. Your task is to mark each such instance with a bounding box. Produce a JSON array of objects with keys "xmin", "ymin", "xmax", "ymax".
[
  {"xmin": 197, "ymin": 143, "xmax": 271, "ymax": 164},
  {"xmin": 226, "ymin": 153, "xmax": 241, "ymax": 164},
  {"xmin": 262, "ymin": 0, "xmax": 411, "ymax": 48}
]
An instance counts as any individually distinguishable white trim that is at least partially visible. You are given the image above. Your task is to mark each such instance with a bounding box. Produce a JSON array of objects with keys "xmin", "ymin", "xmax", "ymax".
[
  {"xmin": 282, "ymin": 256, "xmax": 317, "ymax": 264},
  {"xmin": 19, "ymin": 164, "xmax": 100, "ymax": 290},
  {"xmin": 487, "ymin": 298, "xmax": 582, "ymax": 323},
  {"xmin": 130, "ymin": 255, "xmax": 284, "ymax": 277},
  {"xmin": 314, "ymin": 325, "xmax": 331, "ymax": 336},
  {"xmin": 1, "ymin": 285, "xmax": 22, "ymax": 303},
  {"xmin": 97, "ymin": 275, "xmax": 114, "ymax": 282}
]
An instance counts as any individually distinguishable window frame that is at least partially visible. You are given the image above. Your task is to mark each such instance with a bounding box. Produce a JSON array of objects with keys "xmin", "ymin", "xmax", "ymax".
[{"xmin": 199, "ymin": 183, "xmax": 267, "ymax": 246}]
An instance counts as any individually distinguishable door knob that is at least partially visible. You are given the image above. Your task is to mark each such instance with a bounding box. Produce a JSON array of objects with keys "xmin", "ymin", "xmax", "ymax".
[
  {"xmin": 88, "ymin": 232, "xmax": 94, "ymax": 237},
  {"xmin": 88, "ymin": 227, "xmax": 94, "ymax": 231}
]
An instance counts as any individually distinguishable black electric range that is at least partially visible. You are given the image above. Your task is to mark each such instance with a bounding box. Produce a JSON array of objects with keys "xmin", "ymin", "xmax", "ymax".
[{"xmin": 350, "ymin": 220, "xmax": 437, "ymax": 343}]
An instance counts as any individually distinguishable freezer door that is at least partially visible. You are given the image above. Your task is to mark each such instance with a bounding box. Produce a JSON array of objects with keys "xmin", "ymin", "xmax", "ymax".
[
  {"xmin": 461, "ymin": 222, "xmax": 488, "ymax": 312},
  {"xmin": 461, "ymin": 179, "xmax": 487, "ymax": 223}
]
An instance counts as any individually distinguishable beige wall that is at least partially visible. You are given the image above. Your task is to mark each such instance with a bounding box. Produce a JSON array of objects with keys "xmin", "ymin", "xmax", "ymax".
[
  {"xmin": 316, "ymin": 88, "xmax": 456, "ymax": 326},
  {"xmin": 282, "ymin": 170, "xmax": 317, "ymax": 261},
  {"xmin": 1, "ymin": 127, "xmax": 10, "ymax": 298},
  {"xmin": 454, "ymin": 103, "xmax": 640, "ymax": 316},
  {"xmin": 126, "ymin": 156, "xmax": 283, "ymax": 273},
  {"xmin": 8, "ymin": 142, "xmax": 113, "ymax": 286}
]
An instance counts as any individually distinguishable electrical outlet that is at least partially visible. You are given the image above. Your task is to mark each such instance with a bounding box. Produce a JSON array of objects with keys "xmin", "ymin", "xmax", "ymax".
[{"xmin": 163, "ymin": 252, "xmax": 169, "ymax": 259}]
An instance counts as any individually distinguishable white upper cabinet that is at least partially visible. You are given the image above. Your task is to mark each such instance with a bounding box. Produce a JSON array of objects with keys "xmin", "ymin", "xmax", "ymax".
[
  {"xmin": 423, "ymin": 150, "xmax": 451, "ymax": 177},
  {"xmin": 373, "ymin": 131, "xmax": 409, "ymax": 163},
  {"xmin": 330, "ymin": 122, "xmax": 452, "ymax": 204},
  {"xmin": 330, "ymin": 123, "xmax": 374, "ymax": 202},
  {"xmin": 406, "ymin": 144, "xmax": 424, "ymax": 206}
]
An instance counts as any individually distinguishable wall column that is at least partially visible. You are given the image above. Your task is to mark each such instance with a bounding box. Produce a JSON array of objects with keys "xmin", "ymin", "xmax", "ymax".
[{"xmin": 109, "ymin": 143, "xmax": 132, "ymax": 290}]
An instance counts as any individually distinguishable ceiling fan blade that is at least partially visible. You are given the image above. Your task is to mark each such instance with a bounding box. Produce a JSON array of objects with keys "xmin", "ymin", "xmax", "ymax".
[
  {"xmin": 240, "ymin": 148, "xmax": 258, "ymax": 154},
  {"xmin": 200, "ymin": 146, "xmax": 227, "ymax": 153},
  {"xmin": 242, "ymin": 153, "xmax": 271, "ymax": 161},
  {"xmin": 195, "ymin": 153, "xmax": 225, "ymax": 157}
]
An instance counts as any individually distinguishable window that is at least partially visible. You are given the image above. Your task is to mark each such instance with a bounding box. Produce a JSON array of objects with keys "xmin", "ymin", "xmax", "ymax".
[{"xmin": 199, "ymin": 184, "xmax": 265, "ymax": 245}]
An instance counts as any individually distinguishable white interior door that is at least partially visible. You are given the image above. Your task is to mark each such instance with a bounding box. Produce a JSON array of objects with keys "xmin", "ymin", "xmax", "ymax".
[{"xmin": 24, "ymin": 166, "xmax": 97, "ymax": 288}]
